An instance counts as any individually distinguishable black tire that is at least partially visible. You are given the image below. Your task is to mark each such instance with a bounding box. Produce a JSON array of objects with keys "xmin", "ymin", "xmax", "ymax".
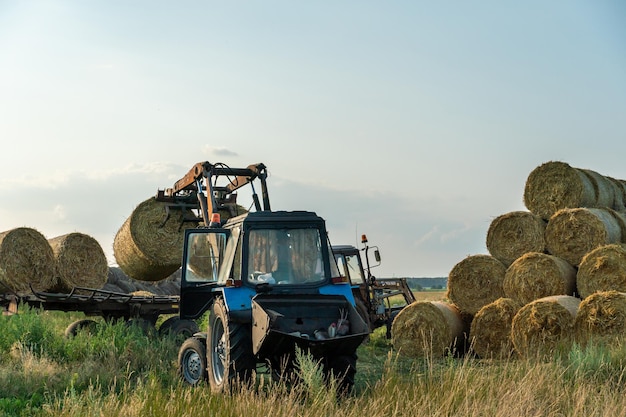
[
  {"xmin": 207, "ymin": 298, "xmax": 255, "ymax": 393},
  {"xmin": 159, "ymin": 317, "xmax": 199, "ymax": 341},
  {"xmin": 386, "ymin": 310, "xmax": 401, "ymax": 339},
  {"xmin": 178, "ymin": 337, "xmax": 208, "ymax": 385},
  {"xmin": 64, "ymin": 319, "xmax": 98, "ymax": 338},
  {"xmin": 325, "ymin": 353, "xmax": 357, "ymax": 394}
]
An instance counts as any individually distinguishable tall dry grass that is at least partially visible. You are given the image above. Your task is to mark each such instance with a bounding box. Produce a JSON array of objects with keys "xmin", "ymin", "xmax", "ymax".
[{"xmin": 4, "ymin": 302, "xmax": 626, "ymax": 416}]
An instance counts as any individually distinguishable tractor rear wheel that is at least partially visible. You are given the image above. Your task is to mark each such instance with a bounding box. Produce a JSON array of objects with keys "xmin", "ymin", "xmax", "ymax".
[{"xmin": 207, "ymin": 298, "xmax": 255, "ymax": 392}]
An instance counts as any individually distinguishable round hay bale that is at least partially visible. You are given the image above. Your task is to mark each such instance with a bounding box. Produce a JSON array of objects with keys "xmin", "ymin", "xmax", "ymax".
[
  {"xmin": 609, "ymin": 210, "xmax": 626, "ymax": 239},
  {"xmin": 608, "ymin": 177, "xmax": 626, "ymax": 210},
  {"xmin": 49, "ymin": 233, "xmax": 108, "ymax": 292},
  {"xmin": 523, "ymin": 161, "xmax": 597, "ymax": 220},
  {"xmin": 486, "ymin": 211, "xmax": 547, "ymax": 267},
  {"xmin": 503, "ymin": 252, "xmax": 577, "ymax": 306},
  {"xmin": 106, "ymin": 267, "xmax": 136, "ymax": 293},
  {"xmin": 0, "ymin": 227, "xmax": 56, "ymax": 294},
  {"xmin": 581, "ymin": 169, "xmax": 615, "ymax": 209},
  {"xmin": 113, "ymin": 197, "xmax": 199, "ymax": 281},
  {"xmin": 469, "ymin": 297, "xmax": 522, "ymax": 359},
  {"xmin": 545, "ymin": 207, "xmax": 622, "ymax": 266},
  {"xmin": 576, "ymin": 243, "xmax": 626, "ymax": 299},
  {"xmin": 511, "ymin": 295, "xmax": 580, "ymax": 357},
  {"xmin": 391, "ymin": 301, "xmax": 468, "ymax": 358},
  {"xmin": 616, "ymin": 179, "xmax": 626, "ymax": 209},
  {"xmin": 447, "ymin": 254, "xmax": 506, "ymax": 315},
  {"xmin": 574, "ymin": 290, "xmax": 626, "ymax": 348}
]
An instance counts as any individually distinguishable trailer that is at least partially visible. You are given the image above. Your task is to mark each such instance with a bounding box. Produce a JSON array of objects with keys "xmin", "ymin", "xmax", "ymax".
[{"xmin": 0, "ymin": 285, "xmax": 198, "ymax": 339}]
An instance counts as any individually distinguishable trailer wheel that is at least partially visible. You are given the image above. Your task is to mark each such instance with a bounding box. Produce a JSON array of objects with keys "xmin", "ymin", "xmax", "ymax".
[
  {"xmin": 325, "ymin": 353, "xmax": 357, "ymax": 394},
  {"xmin": 126, "ymin": 318, "xmax": 157, "ymax": 336},
  {"xmin": 64, "ymin": 319, "xmax": 98, "ymax": 338},
  {"xmin": 178, "ymin": 337, "xmax": 207, "ymax": 385},
  {"xmin": 159, "ymin": 317, "xmax": 199, "ymax": 341},
  {"xmin": 207, "ymin": 298, "xmax": 255, "ymax": 392}
]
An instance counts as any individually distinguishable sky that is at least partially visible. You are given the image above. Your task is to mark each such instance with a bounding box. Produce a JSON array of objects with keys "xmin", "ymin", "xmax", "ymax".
[{"xmin": 1, "ymin": 1, "xmax": 625, "ymax": 278}]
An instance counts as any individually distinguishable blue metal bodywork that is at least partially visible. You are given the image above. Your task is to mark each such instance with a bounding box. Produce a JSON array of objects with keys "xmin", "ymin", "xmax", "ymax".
[{"xmin": 218, "ymin": 282, "xmax": 356, "ymax": 314}]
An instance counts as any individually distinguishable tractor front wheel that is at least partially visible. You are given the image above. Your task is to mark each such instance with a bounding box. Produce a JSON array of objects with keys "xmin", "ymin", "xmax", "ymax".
[
  {"xmin": 325, "ymin": 353, "xmax": 357, "ymax": 394},
  {"xmin": 207, "ymin": 298, "xmax": 255, "ymax": 392},
  {"xmin": 178, "ymin": 336, "xmax": 207, "ymax": 386}
]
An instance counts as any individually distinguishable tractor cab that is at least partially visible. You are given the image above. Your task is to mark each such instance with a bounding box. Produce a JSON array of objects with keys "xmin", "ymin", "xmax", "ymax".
[{"xmin": 178, "ymin": 210, "xmax": 348, "ymax": 320}]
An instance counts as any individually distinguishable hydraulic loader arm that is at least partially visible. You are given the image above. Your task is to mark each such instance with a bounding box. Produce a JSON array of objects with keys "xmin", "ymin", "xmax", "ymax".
[{"xmin": 156, "ymin": 161, "xmax": 271, "ymax": 225}]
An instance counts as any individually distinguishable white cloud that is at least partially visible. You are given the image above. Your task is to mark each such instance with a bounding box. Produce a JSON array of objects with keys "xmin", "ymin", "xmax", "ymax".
[{"xmin": 202, "ymin": 146, "xmax": 239, "ymax": 157}]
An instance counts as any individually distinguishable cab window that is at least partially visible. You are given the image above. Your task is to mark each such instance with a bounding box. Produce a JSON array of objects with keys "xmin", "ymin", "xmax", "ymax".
[
  {"xmin": 185, "ymin": 232, "xmax": 227, "ymax": 282},
  {"xmin": 246, "ymin": 228, "xmax": 325, "ymax": 285},
  {"xmin": 345, "ymin": 254, "xmax": 365, "ymax": 285}
]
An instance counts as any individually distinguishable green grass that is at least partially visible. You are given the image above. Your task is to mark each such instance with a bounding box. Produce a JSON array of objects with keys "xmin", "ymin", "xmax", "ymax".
[{"xmin": 3, "ymin": 305, "xmax": 626, "ymax": 416}]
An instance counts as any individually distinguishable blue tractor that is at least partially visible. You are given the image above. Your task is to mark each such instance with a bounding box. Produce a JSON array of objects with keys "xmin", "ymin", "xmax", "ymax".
[{"xmin": 157, "ymin": 162, "xmax": 369, "ymax": 392}]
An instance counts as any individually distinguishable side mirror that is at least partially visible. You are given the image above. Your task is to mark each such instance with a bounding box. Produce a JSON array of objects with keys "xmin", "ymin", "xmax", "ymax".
[{"xmin": 374, "ymin": 249, "xmax": 381, "ymax": 263}]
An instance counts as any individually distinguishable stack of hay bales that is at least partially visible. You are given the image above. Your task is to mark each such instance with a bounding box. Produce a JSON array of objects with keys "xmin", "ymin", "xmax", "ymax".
[
  {"xmin": 392, "ymin": 161, "xmax": 626, "ymax": 359},
  {"xmin": 0, "ymin": 228, "xmax": 111, "ymax": 295}
]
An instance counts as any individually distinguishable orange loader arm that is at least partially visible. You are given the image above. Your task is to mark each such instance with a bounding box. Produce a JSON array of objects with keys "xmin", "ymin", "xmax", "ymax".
[{"xmin": 156, "ymin": 161, "xmax": 270, "ymax": 226}]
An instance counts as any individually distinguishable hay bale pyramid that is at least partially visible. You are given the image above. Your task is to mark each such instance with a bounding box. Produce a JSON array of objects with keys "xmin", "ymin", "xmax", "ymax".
[{"xmin": 392, "ymin": 161, "xmax": 626, "ymax": 359}]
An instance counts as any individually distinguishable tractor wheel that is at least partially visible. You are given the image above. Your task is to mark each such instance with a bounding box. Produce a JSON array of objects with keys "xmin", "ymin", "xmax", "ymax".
[
  {"xmin": 207, "ymin": 298, "xmax": 255, "ymax": 393},
  {"xmin": 178, "ymin": 336, "xmax": 207, "ymax": 385},
  {"xmin": 159, "ymin": 317, "xmax": 199, "ymax": 342},
  {"xmin": 325, "ymin": 353, "xmax": 357, "ymax": 394},
  {"xmin": 64, "ymin": 319, "xmax": 98, "ymax": 338}
]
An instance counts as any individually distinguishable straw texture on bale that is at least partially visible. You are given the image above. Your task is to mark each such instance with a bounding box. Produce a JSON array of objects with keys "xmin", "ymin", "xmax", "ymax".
[
  {"xmin": 0, "ymin": 227, "xmax": 56, "ymax": 294},
  {"xmin": 469, "ymin": 297, "xmax": 522, "ymax": 359},
  {"xmin": 545, "ymin": 207, "xmax": 623, "ymax": 266},
  {"xmin": 391, "ymin": 301, "xmax": 468, "ymax": 358},
  {"xmin": 576, "ymin": 244, "xmax": 626, "ymax": 299},
  {"xmin": 523, "ymin": 161, "xmax": 598, "ymax": 220},
  {"xmin": 114, "ymin": 197, "xmax": 199, "ymax": 281},
  {"xmin": 503, "ymin": 252, "xmax": 577, "ymax": 306},
  {"xmin": 511, "ymin": 295, "xmax": 580, "ymax": 357},
  {"xmin": 49, "ymin": 233, "xmax": 108, "ymax": 292},
  {"xmin": 486, "ymin": 211, "xmax": 547, "ymax": 267},
  {"xmin": 574, "ymin": 290, "xmax": 626, "ymax": 348},
  {"xmin": 447, "ymin": 254, "xmax": 506, "ymax": 315}
]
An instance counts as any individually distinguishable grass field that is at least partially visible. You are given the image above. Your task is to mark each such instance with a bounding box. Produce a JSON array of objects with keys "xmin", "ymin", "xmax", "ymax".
[
  {"xmin": 2, "ymin": 299, "xmax": 626, "ymax": 416},
  {"xmin": 412, "ymin": 290, "xmax": 446, "ymax": 302}
]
